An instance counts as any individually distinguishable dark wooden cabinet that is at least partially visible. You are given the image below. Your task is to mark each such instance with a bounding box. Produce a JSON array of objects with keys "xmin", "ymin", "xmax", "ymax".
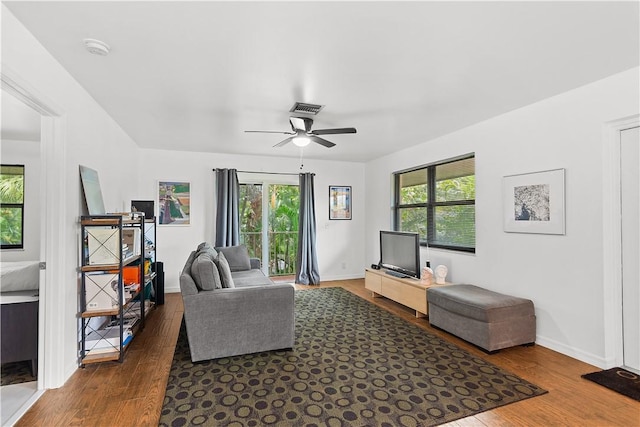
[{"xmin": 1, "ymin": 298, "xmax": 38, "ymax": 375}]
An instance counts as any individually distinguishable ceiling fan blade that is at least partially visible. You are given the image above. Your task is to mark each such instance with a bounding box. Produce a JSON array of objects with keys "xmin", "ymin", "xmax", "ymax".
[
  {"xmin": 245, "ymin": 130, "xmax": 295, "ymax": 134},
  {"xmin": 289, "ymin": 116, "xmax": 313, "ymax": 132},
  {"xmin": 311, "ymin": 127, "xmax": 357, "ymax": 135},
  {"xmin": 273, "ymin": 136, "xmax": 294, "ymax": 147},
  {"xmin": 310, "ymin": 135, "xmax": 336, "ymax": 148}
]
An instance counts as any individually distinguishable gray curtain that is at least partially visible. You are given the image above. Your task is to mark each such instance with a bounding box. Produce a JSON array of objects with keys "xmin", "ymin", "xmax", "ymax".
[
  {"xmin": 214, "ymin": 168, "xmax": 240, "ymax": 247},
  {"xmin": 296, "ymin": 172, "xmax": 320, "ymax": 285}
]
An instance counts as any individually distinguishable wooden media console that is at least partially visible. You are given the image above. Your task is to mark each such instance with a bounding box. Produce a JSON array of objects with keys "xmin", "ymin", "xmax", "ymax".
[{"xmin": 364, "ymin": 268, "xmax": 448, "ymax": 318}]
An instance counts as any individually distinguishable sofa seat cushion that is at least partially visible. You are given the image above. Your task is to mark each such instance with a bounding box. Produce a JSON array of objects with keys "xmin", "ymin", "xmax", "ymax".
[
  {"xmin": 231, "ymin": 270, "xmax": 275, "ymax": 288},
  {"xmin": 215, "ymin": 245, "xmax": 252, "ymax": 272},
  {"xmin": 191, "ymin": 253, "xmax": 222, "ymax": 291},
  {"xmin": 427, "ymin": 284, "xmax": 534, "ymax": 323}
]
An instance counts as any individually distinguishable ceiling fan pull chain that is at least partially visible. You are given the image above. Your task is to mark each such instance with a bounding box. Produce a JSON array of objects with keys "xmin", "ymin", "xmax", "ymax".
[{"xmin": 299, "ymin": 148, "xmax": 304, "ymax": 170}]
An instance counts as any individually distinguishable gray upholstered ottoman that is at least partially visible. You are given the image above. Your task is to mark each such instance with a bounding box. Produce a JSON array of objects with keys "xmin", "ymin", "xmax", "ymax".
[{"xmin": 427, "ymin": 284, "xmax": 536, "ymax": 353}]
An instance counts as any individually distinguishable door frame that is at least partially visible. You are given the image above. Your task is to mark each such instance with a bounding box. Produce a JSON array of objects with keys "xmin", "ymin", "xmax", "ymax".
[
  {"xmin": 2, "ymin": 66, "xmax": 67, "ymax": 389},
  {"xmin": 602, "ymin": 114, "xmax": 639, "ymax": 369}
]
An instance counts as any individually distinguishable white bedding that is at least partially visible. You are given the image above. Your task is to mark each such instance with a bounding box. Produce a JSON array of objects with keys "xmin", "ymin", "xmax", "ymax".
[{"xmin": 0, "ymin": 261, "xmax": 40, "ymax": 292}]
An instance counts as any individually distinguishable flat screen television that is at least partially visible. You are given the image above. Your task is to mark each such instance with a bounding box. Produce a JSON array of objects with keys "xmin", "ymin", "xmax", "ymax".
[{"xmin": 379, "ymin": 230, "xmax": 421, "ymax": 279}]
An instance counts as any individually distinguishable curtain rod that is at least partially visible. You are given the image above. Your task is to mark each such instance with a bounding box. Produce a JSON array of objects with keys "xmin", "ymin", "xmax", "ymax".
[{"xmin": 212, "ymin": 169, "xmax": 313, "ymax": 176}]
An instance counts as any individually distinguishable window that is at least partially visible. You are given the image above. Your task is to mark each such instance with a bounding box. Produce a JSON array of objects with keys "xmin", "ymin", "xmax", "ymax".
[
  {"xmin": 1, "ymin": 165, "xmax": 25, "ymax": 249},
  {"xmin": 239, "ymin": 182, "xmax": 300, "ymax": 276},
  {"xmin": 394, "ymin": 155, "xmax": 475, "ymax": 252}
]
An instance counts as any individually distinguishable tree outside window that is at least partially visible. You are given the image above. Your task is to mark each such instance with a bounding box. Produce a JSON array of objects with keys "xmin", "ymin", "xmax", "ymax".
[
  {"xmin": 1, "ymin": 165, "xmax": 25, "ymax": 249},
  {"xmin": 394, "ymin": 156, "xmax": 475, "ymax": 253},
  {"xmin": 239, "ymin": 183, "xmax": 300, "ymax": 276}
]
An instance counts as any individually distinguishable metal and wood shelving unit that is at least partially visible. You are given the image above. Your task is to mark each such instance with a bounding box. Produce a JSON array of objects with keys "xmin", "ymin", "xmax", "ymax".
[{"xmin": 79, "ymin": 213, "xmax": 157, "ymax": 365}]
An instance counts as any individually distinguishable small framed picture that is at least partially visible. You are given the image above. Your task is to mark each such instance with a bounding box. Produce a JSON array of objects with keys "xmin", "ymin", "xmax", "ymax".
[
  {"xmin": 131, "ymin": 200, "xmax": 154, "ymax": 219},
  {"xmin": 158, "ymin": 181, "xmax": 190, "ymax": 226},
  {"xmin": 329, "ymin": 185, "xmax": 352, "ymax": 220},
  {"xmin": 503, "ymin": 168, "xmax": 565, "ymax": 235}
]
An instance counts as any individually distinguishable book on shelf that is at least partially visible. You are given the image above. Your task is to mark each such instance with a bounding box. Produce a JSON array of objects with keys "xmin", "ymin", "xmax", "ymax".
[
  {"xmin": 87, "ymin": 227, "xmax": 121, "ymax": 265},
  {"xmin": 85, "ymin": 326, "xmax": 133, "ymax": 350},
  {"xmin": 125, "ymin": 300, "xmax": 153, "ymax": 315},
  {"xmin": 122, "ymin": 228, "xmax": 142, "ymax": 256},
  {"xmin": 86, "ymin": 335, "xmax": 133, "ymax": 355},
  {"xmin": 107, "ymin": 317, "xmax": 140, "ymax": 330},
  {"xmin": 85, "ymin": 272, "xmax": 121, "ymax": 311}
]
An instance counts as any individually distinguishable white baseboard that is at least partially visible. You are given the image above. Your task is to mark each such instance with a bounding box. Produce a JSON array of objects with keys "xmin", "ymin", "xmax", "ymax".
[
  {"xmin": 535, "ymin": 335, "xmax": 608, "ymax": 369},
  {"xmin": 319, "ymin": 273, "xmax": 365, "ymax": 282}
]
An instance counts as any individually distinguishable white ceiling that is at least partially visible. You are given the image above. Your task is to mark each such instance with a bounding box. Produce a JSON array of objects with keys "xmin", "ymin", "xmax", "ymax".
[{"xmin": 3, "ymin": 1, "xmax": 638, "ymax": 162}]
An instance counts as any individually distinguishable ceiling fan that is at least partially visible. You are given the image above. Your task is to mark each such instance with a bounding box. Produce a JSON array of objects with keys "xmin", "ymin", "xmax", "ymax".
[{"xmin": 245, "ymin": 116, "xmax": 356, "ymax": 148}]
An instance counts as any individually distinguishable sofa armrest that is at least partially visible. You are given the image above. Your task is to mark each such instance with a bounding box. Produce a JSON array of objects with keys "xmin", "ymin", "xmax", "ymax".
[
  {"xmin": 249, "ymin": 258, "xmax": 261, "ymax": 269},
  {"xmin": 181, "ymin": 284, "xmax": 295, "ymax": 361}
]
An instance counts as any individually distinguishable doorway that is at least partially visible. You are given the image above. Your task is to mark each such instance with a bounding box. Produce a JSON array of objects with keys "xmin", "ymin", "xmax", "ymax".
[
  {"xmin": 620, "ymin": 126, "xmax": 639, "ymax": 374},
  {"xmin": 603, "ymin": 115, "xmax": 640, "ymax": 373},
  {"xmin": 239, "ymin": 181, "xmax": 300, "ymax": 278},
  {"xmin": 1, "ymin": 69, "xmax": 65, "ymax": 425},
  {"xmin": 1, "ymin": 89, "xmax": 42, "ymax": 425}
]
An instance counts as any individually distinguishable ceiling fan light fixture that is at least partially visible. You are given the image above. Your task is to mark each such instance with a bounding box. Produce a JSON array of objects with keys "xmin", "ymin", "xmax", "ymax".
[{"xmin": 292, "ymin": 136, "xmax": 311, "ymax": 147}]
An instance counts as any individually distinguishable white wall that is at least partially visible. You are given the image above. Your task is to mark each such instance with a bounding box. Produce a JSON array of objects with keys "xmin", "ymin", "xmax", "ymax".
[
  {"xmin": 0, "ymin": 139, "xmax": 41, "ymax": 261},
  {"xmin": 137, "ymin": 150, "xmax": 365, "ymax": 292},
  {"xmin": 365, "ymin": 68, "xmax": 640, "ymax": 367},
  {"xmin": 2, "ymin": 6, "xmax": 142, "ymax": 386}
]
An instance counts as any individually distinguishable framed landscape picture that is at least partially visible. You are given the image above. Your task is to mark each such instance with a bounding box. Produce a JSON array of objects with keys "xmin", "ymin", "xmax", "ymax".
[
  {"xmin": 158, "ymin": 181, "xmax": 190, "ymax": 226},
  {"xmin": 329, "ymin": 185, "xmax": 352, "ymax": 220},
  {"xmin": 503, "ymin": 168, "xmax": 565, "ymax": 235}
]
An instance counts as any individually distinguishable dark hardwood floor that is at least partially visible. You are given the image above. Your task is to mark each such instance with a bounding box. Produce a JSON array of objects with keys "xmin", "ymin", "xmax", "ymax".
[{"xmin": 16, "ymin": 280, "xmax": 640, "ymax": 426}]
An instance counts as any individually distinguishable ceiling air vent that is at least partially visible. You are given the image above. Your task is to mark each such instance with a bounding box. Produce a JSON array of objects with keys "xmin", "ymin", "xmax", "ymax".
[{"xmin": 289, "ymin": 102, "xmax": 324, "ymax": 115}]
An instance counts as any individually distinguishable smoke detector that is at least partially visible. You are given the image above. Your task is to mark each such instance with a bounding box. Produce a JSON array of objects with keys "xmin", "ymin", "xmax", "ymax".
[{"xmin": 83, "ymin": 38, "xmax": 110, "ymax": 56}]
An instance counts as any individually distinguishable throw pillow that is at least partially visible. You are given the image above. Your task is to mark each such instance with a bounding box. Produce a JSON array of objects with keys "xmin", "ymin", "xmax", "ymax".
[
  {"xmin": 198, "ymin": 246, "xmax": 218, "ymax": 262},
  {"xmin": 214, "ymin": 245, "xmax": 251, "ymax": 272},
  {"xmin": 215, "ymin": 252, "xmax": 235, "ymax": 288},
  {"xmin": 190, "ymin": 253, "xmax": 223, "ymax": 291},
  {"xmin": 197, "ymin": 242, "xmax": 213, "ymax": 251},
  {"xmin": 196, "ymin": 243, "xmax": 218, "ymax": 261}
]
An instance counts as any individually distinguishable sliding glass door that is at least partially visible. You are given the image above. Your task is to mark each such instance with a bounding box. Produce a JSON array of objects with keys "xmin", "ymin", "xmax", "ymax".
[{"xmin": 239, "ymin": 183, "xmax": 299, "ymax": 277}]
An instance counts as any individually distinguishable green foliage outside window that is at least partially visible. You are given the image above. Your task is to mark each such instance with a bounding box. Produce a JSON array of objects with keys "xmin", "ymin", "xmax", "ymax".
[
  {"xmin": 239, "ymin": 183, "xmax": 300, "ymax": 275},
  {"xmin": 240, "ymin": 184, "xmax": 263, "ymax": 235},
  {"xmin": 395, "ymin": 156, "xmax": 475, "ymax": 252},
  {"xmin": 1, "ymin": 165, "xmax": 25, "ymax": 248}
]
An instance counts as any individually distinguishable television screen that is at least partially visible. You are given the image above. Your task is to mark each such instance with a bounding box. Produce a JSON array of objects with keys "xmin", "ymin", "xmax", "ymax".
[{"xmin": 379, "ymin": 231, "xmax": 420, "ymax": 278}]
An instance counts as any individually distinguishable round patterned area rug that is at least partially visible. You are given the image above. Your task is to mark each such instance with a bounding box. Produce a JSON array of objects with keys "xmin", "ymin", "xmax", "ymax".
[{"xmin": 160, "ymin": 287, "xmax": 546, "ymax": 427}]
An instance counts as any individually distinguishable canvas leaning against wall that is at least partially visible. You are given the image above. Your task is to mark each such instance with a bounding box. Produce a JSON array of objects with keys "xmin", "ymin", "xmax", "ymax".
[{"xmin": 158, "ymin": 181, "xmax": 190, "ymax": 226}]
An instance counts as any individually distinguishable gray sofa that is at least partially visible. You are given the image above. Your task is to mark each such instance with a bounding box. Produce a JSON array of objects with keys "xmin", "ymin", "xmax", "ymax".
[{"xmin": 179, "ymin": 243, "xmax": 295, "ymax": 362}]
